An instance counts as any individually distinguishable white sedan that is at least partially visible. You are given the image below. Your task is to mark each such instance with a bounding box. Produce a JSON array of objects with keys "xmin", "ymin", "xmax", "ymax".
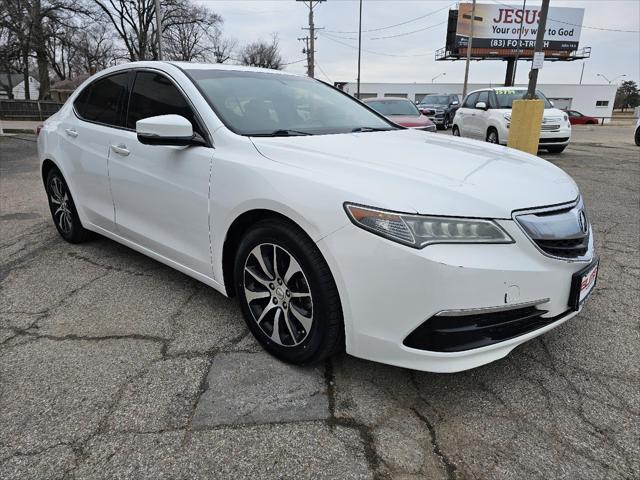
[{"xmin": 37, "ymin": 62, "xmax": 598, "ymax": 372}]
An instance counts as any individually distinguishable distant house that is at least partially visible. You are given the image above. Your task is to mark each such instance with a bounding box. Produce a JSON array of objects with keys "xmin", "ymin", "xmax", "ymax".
[
  {"xmin": 0, "ymin": 73, "xmax": 40, "ymax": 100},
  {"xmin": 50, "ymin": 75, "xmax": 90, "ymax": 103}
]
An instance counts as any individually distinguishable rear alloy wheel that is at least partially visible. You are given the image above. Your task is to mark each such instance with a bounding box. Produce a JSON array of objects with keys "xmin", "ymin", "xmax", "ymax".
[
  {"xmin": 452, "ymin": 125, "xmax": 460, "ymax": 136},
  {"xmin": 235, "ymin": 219, "xmax": 344, "ymax": 364},
  {"xmin": 486, "ymin": 128, "xmax": 499, "ymax": 144},
  {"xmin": 46, "ymin": 168, "xmax": 91, "ymax": 243}
]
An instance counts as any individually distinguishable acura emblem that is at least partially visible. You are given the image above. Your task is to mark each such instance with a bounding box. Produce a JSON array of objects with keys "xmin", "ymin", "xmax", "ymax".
[{"xmin": 578, "ymin": 210, "xmax": 588, "ymax": 234}]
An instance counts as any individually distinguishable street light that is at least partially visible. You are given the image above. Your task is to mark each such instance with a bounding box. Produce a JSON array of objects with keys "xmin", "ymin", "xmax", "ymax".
[
  {"xmin": 432, "ymin": 73, "xmax": 446, "ymax": 83},
  {"xmin": 597, "ymin": 73, "xmax": 626, "ymax": 84}
]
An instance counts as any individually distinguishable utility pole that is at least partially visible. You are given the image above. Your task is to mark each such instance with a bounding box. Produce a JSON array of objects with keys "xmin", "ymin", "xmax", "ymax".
[
  {"xmin": 297, "ymin": 0, "xmax": 325, "ymax": 78},
  {"xmin": 154, "ymin": 0, "xmax": 163, "ymax": 60},
  {"xmin": 511, "ymin": 0, "xmax": 526, "ymax": 85},
  {"xmin": 525, "ymin": 0, "xmax": 550, "ymax": 99},
  {"xmin": 579, "ymin": 62, "xmax": 585, "ymax": 85},
  {"xmin": 357, "ymin": 0, "xmax": 363, "ymax": 98},
  {"xmin": 461, "ymin": 0, "xmax": 476, "ymax": 98}
]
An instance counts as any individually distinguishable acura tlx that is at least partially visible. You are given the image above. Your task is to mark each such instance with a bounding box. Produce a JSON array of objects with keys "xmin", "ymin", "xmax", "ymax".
[{"xmin": 37, "ymin": 62, "xmax": 598, "ymax": 372}]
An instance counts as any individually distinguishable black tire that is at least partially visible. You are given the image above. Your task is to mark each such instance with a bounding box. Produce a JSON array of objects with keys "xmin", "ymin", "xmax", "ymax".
[
  {"xmin": 443, "ymin": 115, "xmax": 450, "ymax": 130},
  {"xmin": 486, "ymin": 128, "xmax": 499, "ymax": 144},
  {"xmin": 234, "ymin": 219, "xmax": 344, "ymax": 365},
  {"xmin": 546, "ymin": 145, "xmax": 567, "ymax": 154},
  {"xmin": 452, "ymin": 125, "xmax": 460, "ymax": 136},
  {"xmin": 45, "ymin": 168, "xmax": 92, "ymax": 243},
  {"xmin": 635, "ymin": 127, "xmax": 640, "ymax": 146}
]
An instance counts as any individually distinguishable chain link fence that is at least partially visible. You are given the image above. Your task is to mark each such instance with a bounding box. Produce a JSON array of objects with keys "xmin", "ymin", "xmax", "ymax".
[{"xmin": 0, "ymin": 100, "xmax": 63, "ymax": 121}]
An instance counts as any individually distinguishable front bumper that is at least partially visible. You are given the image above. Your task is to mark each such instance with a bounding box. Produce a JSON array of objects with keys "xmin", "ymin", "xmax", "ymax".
[
  {"xmin": 500, "ymin": 124, "xmax": 572, "ymax": 147},
  {"xmin": 317, "ymin": 218, "xmax": 594, "ymax": 372}
]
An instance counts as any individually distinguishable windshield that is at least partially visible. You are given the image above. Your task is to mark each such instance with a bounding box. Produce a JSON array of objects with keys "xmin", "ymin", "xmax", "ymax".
[
  {"xmin": 420, "ymin": 95, "xmax": 449, "ymax": 105},
  {"xmin": 494, "ymin": 89, "xmax": 552, "ymax": 109},
  {"xmin": 184, "ymin": 69, "xmax": 395, "ymax": 136},
  {"xmin": 365, "ymin": 99, "xmax": 420, "ymax": 116}
]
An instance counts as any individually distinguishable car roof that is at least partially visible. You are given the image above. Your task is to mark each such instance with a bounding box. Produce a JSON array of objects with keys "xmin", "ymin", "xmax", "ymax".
[{"xmin": 467, "ymin": 87, "xmax": 528, "ymax": 95}]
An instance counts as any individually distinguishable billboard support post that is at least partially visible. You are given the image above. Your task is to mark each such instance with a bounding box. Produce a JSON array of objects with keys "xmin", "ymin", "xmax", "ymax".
[
  {"xmin": 526, "ymin": 0, "xmax": 550, "ymax": 99},
  {"xmin": 510, "ymin": 0, "xmax": 527, "ymax": 85},
  {"xmin": 461, "ymin": 0, "xmax": 476, "ymax": 99}
]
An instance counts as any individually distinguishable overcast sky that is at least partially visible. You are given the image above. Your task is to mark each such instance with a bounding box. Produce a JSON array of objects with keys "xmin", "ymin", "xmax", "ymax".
[{"xmin": 195, "ymin": 0, "xmax": 640, "ymax": 86}]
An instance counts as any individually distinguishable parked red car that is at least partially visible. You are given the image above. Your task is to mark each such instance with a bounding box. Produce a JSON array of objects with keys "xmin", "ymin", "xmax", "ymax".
[
  {"xmin": 363, "ymin": 97, "xmax": 436, "ymax": 132},
  {"xmin": 564, "ymin": 109, "xmax": 599, "ymax": 125}
]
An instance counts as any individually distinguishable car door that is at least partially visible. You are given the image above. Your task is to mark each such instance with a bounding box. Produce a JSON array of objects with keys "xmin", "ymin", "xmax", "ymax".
[
  {"xmin": 107, "ymin": 69, "xmax": 214, "ymax": 277},
  {"xmin": 59, "ymin": 72, "xmax": 129, "ymax": 230},
  {"xmin": 457, "ymin": 92, "xmax": 479, "ymax": 138},
  {"xmin": 471, "ymin": 91, "xmax": 491, "ymax": 140}
]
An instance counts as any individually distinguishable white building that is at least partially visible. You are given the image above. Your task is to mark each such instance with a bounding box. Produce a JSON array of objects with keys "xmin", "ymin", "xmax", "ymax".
[
  {"xmin": 341, "ymin": 82, "xmax": 617, "ymax": 122},
  {"xmin": 0, "ymin": 73, "xmax": 40, "ymax": 100}
]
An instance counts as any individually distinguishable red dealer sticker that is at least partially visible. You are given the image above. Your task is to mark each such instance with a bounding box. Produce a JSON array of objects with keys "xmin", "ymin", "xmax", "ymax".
[{"xmin": 569, "ymin": 258, "xmax": 599, "ymax": 311}]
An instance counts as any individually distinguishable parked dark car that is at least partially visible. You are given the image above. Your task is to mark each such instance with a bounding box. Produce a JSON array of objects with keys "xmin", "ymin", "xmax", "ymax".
[
  {"xmin": 363, "ymin": 97, "xmax": 436, "ymax": 132},
  {"xmin": 417, "ymin": 94, "xmax": 460, "ymax": 130},
  {"xmin": 563, "ymin": 109, "xmax": 599, "ymax": 125}
]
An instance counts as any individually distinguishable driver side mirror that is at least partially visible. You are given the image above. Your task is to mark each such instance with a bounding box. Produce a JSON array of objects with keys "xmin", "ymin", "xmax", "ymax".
[
  {"xmin": 451, "ymin": 100, "xmax": 459, "ymax": 106},
  {"xmin": 475, "ymin": 101, "xmax": 488, "ymax": 110},
  {"xmin": 136, "ymin": 114, "xmax": 207, "ymax": 147},
  {"xmin": 549, "ymin": 100, "xmax": 555, "ymax": 107}
]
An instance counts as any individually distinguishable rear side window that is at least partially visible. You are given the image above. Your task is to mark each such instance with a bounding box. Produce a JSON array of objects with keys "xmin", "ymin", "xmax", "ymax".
[
  {"xmin": 126, "ymin": 71, "xmax": 203, "ymax": 136},
  {"xmin": 75, "ymin": 73, "xmax": 128, "ymax": 126}
]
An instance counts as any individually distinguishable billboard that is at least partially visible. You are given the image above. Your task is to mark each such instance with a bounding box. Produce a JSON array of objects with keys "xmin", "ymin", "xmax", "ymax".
[{"xmin": 455, "ymin": 3, "xmax": 584, "ymax": 51}]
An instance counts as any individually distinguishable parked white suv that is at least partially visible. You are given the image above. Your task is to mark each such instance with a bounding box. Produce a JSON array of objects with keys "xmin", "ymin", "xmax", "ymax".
[{"xmin": 452, "ymin": 87, "xmax": 572, "ymax": 153}]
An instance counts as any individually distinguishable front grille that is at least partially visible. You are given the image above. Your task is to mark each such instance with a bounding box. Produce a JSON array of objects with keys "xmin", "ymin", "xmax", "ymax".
[
  {"xmin": 515, "ymin": 198, "xmax": 590, "ymax": 259},
  {"xmin": 541, "ymin": 124, "xmax": 560, "ymax": 131},
  {"xmin": 536, "ymin": 237, "xmax": 589, "ymax": 257},
  {"xmin": 403, "ymin": 306, "xmax": 569, "ymax": 352}
]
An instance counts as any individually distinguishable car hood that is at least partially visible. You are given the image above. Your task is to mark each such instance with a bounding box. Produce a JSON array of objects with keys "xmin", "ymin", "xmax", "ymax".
[{"xmin": 250, "ymin": 129, "xmax": 578, "ymax": 218}]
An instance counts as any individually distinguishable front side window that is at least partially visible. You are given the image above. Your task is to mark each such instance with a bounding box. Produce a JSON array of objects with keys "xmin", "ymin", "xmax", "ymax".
[
  {"xmin": 366, "ymin": 100, "xmax": 420, "ymax": 117},
  {"xmin": 463, "ymin": 92, "xmax": 479, "ymax": 108},
  {"xmin": 75, "ymin": 73, "xmax": 128, "ymax": 126},
  {"xmin": 127, "ymin": 71, "xmax": 203, "ymax": 136},
  {"xmin": 185, "ymin": 69, "xmax": 395, "ymax": 136},
  {"xmin": 476, "ymin": 91, "xmax": 489, "ymax": 107}
]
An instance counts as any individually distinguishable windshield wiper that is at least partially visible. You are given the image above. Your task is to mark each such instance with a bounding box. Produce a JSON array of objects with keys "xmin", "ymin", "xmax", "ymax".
[
  {"xmin": 351, "ymin": 127, "xmax": 395, "ymax": 133},
  {"xmin": 251, "ymin": 129, "xmax": 313, "ymax": 137}
]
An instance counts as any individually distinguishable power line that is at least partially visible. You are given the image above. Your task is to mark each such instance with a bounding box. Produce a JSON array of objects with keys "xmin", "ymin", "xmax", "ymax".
[
  {"xmin": 320, "ymin": 32, "xmax": 434, "ymax": 58},
  {"xmin": 315, "ymin": 62, "xmax": 332, "ymax": 83},
  {"xmin": 370, "ymin": 20, "xmax": 448, "ymax": 40},
  {"xmin": 323, "ymin": 3, "xmax": 454, "ymax": 34}
]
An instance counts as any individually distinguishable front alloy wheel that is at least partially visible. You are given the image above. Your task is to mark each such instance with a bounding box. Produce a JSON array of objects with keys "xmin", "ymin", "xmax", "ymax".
[
  {"xmin": 487, "ymin": 128, "xmax": 499, "ymax": 144},
  {"xmin": 235, "ymin": 219, "xmax": 344, "ymax": 364},
  {"xmin": 443, "ymin": 116, "xmax": 450, "ymax": 129},
  {"xmin": 243, "ymin": 243, "xmax": 313, "ymax": 347}
]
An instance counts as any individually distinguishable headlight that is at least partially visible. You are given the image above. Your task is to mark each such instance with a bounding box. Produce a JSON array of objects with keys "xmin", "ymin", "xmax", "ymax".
[
  {"xmin": 344, "ymin": 203, "xmax": 514, "ymax": 248},
  {"xmin": 503, "ymin": 113, "xmax": 512, "ymax": 122}
]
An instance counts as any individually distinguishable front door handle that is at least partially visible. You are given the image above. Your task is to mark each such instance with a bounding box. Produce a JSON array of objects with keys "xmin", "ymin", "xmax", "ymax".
[
  {"xmin": 110, "ymin": 144, "xmax": 130, "ymax": 156},
  {"xmin": 65, "ymin": 128, "xmax": 78, "ymax": 138}
]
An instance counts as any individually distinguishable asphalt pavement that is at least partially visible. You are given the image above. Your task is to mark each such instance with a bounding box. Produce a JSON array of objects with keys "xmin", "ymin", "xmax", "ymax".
[{"xmin": 1, "ymin": 126, "xmax": 638, "ymax": 479}]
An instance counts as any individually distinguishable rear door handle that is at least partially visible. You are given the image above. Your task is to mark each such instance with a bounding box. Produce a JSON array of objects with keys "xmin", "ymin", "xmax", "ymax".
[
  {"xmin": 110, "ymin": 144, "xmax": 130, "ymax": 156},
  {"xmin": 65, "ymin": 128, "xmax": 78, "ymax": 138}
]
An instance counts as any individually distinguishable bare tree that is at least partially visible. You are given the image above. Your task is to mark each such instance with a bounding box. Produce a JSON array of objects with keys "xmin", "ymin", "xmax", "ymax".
[
  {"xmin": 0, "ymin": 23, "xmax": 22, "ymax": 98},
  {"xmin": 164, "ymin": 4, "xmax": 222, "ymax": 62},
  {"xmin": 94, "ymin": 0, "xmax": 223, "ymax": 62},
  {"xmin": 239, "ymin": 34, "xmax": 283, "ymax": 70},
  {"xmin": 212, "ymin": 36, "xmax": 236, "ymax": 64},
  {"xmin": 0, "ymin": 0, "xmax": 91, "ymax": 99}
]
